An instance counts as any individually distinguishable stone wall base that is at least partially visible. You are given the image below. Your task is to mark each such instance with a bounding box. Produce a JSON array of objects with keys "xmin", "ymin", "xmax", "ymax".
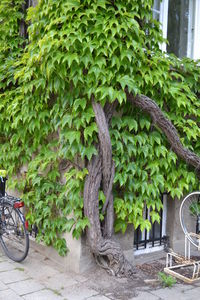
[
  {"xmin": 30, "ymin": 232, "xmax": 96, "ymax": 274},
  {"xmin": 29, "ymin": 226, "xmax": 135, "ymax": 274}
]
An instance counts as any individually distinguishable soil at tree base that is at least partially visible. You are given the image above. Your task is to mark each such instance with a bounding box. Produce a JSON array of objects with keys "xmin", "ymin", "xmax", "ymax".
[{"xmin": 83, "ymin": 256, "xmax": 167, "ymax": 299}]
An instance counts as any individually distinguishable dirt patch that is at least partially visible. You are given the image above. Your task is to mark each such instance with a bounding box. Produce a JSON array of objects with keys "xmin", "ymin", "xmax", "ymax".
[
  {"xmin": 85, "ymin": 268, "xmax": 141, "ymax": 299},
  {"xmin": 85, "ymin": 257, "xmax": 167, "ymax": 299},
  {"xmin": 136, "ymin": 260, "xmax": 165, "ymax": 279},
  {"xmin": 174, "ymin": 265, "xmax": 196, "ymax": 279}
]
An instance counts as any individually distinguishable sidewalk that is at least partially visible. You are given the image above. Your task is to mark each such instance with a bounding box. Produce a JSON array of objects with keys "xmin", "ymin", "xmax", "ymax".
[{"xmin": 0, "ymin": 245, "xmax": 200, "ymax": 299}]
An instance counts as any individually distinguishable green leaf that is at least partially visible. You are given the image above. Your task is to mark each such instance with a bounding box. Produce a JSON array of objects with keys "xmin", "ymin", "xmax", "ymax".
[
  {"xmin": 66, "ymin": 131, "xmax": 81, "ymax": 145},
  {"xmin": 84, "ymin": 122, "xmax": 98, "ymax": 140},
  {"xmin": 73, "ymin": 98, "xmax": 87, "ymax": 111},
  {"xmin": 150, "ymin": 211, "xmax": 160, "ymax": 224},
  {"xmin": 117, "ymin": 75, "xmax": 139, "ymax": 94},
  {"xmin": 115, "ymin": 219, "xmax": 127, "ymax": 234},
  {"xmin": 65, "ymin": 219, "xmax": 75, "ymax": 232}
]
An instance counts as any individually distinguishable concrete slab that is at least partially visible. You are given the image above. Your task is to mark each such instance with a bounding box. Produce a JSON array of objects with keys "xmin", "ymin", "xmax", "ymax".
[
  {"xmin": 0, "ymin": 280, "xmax": 8, "ymax": 291},
  {"xmin": 0, "ymin": 253, "xmax": 9, "ymax": 262},
  {"xmin": 22, "ymin": 288, "xmax": 63, "ymax": 300},
  {"xmin": 0, "ymin": 288, "xmax": 22, "ymax": 300},
  {"xmin": 8, "ymin": 279, "xmax": 44, "ymax": 296},
  {"xmin": 151, "ymin": 286, "xmax": 190, "ymax": 300},
  {"xmin": 0, "ymin": 269, "xmax": 30, "ymax": 284},
  {"xmin": 130, "ymin": 291, "xmax": 160, "ymax": 299},
  {"xmin": 86, "ymin": 295, "xmax": 111, "ymax": 300},
  {"xmin": 28, "ymin": 249, "xmax": 48, "ymax": 261},
  {"xmin": 73, "ymin": 274, "xmax": 88, "ymax": 283},
  {"xmin": 0, "ymin": 261, "xmax": 15, "ymax": 272},
  {"xmin": 61, "ymin": 286, "xmax": 98, "ymax": 300},
  {"xmin": 21, "ymin": 259, "xmax": 60, "ymax": 280},
  {"xmin": 42, "ymin": 273, "xmax": 78, "ymax": 290},
  {"xmin": 183, "ymin": 287, "xmax": 200, "ymax": 299},
  {"xmin": 174, "ymin": 283, "xmax": 194, "ymax": 292}
]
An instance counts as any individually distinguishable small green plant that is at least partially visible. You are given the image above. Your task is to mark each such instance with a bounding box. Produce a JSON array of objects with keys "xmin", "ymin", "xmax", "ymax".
[
  {"xmin": 47, "ymin": 288, "xmax": 62, "ymax": 296},
  {"xmin": 15, "ymin": 267, "xmax": 25, "ymax": 272},
  {"xmin": 158, "ymin": 272, "xmax": 176, "ymax": 288}
]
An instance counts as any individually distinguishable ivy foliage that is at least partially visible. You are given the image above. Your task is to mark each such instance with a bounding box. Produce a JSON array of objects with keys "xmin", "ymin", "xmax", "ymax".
[{"xmin": 0, "ymin": 0, "xmax": 200, "ymax": 254}]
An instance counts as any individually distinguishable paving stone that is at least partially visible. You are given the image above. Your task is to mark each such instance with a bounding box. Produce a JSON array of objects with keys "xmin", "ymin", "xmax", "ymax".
[
  {"xmin": 22, "ymin": 260, "xmax": 60, "ymax": 280},
  {"xmin": 190, "ymin": 282, "xmax": 200, "ymax": 288},
  {"xmin": 0, "ymin": 254, "xmax": 9, "ymax": 262},
  {"xmin": 73, "ymin": 274, "xmax": 88, "ymax": 283},
  {"xmin": 86, "ymin": 295, "xmax": 110, "ymax": 300},
  {"xmin": 0, "ymin": 261, "xmax": 15, "ymax": 272},
  {"xmin": 0, "ymin": 280, "xmax": 8, "ymax": 291},
  {"xmin": 0, "ymin": 269, "xmax": 30, "ymax": 284},
  {"xmin": 183, "ymin": 287, "xmax": 200, "ymax": 299},
  {"xmin": 175, "ymin": 283, "xmax": 194, "ymax": 291},
  {"xmin": 61, "ymin": 286, "xmax": 98, "ymax": 300},
  {"xmin": 28, "ymin": 251, "xmax": 49, "ymax": 262},
  {"xmin": 130, "ymin": 291, "xmax": 160, "ymax": 300},
  {"xmin": 8, "ymin": 279, "xmax": 44, "ymax": 296},
  {"xmin": 151, "ymin": 286, "xmax": 190, "ymax": 300},
  {"xmin": 0, "ymin": 288, "xmax": 22, "ymax": 300},
  {"xmin": 22, "ymin": 288, "xmax": 63, "ymax": 300},
  {"xmin": 43, "ymin": 273, "xmax": 78, "ymax": 290}
]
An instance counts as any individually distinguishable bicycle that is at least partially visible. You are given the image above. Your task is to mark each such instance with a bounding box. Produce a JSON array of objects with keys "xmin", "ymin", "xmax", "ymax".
[{"xmin": 0, "ymin": 170, "xmax": 29, "ymax": 262}]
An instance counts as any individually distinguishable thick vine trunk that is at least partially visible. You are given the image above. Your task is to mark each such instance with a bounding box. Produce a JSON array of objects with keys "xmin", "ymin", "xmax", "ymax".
[
  {"xmin": 126, "ymin": 92, "xmax": 200, "ymax": 173},
  {"xmin": 84, "ymin": 153, "xmax": 134, "ymax": 276},
  {"xmin": 84, "ymin": 100, "xmax": 135, "ymax": 276},
  {"xmin": 92, "ymin": 100, "xmax": 114, "ymax": 238}
]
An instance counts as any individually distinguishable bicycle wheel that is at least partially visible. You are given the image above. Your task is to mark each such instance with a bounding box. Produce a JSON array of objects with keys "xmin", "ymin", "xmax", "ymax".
[
  {"xmin": 180, "ymin": 191, "xmax": 200, "ymax": 248},
  {"xmin": 0, "ymin": 201, "xmax": 29, "ymax": 262}
]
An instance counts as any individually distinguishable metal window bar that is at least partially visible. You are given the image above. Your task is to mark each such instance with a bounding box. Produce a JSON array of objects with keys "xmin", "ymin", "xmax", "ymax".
[
  {"xmin": 152, "ymin": 9, "xmax": 160, "ymax": 15},
  {"xmin": 152, "ymin": 221, "xmax": 155, "ymax": 248},
  {"xmin": 144, "ymin": 206, "xmax": 148, "ymax": 249},
  {"xmin": 136, "ymin": 223, "xmax": 139, "ymax": 250},
  {"xmin": 160, "ymin": 200, "xmax": 163, "ymax": 245},
  {"xmin": 134, "ymin": 194, "xmax": 165, "ymax": 250}
]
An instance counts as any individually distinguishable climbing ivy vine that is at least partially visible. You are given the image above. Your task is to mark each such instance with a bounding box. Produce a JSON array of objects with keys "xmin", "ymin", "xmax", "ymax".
[{"xmin": 0, "ymin": 0, "xmax": 200, "ymax": 258}]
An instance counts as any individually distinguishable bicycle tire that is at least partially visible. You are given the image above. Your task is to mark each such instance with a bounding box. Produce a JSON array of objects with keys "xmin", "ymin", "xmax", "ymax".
[
  {"xmin": 0, "ymin": 201, "xmax": 29, "ymax": 262},
  {"xmin": 180, "ymin": 191, "xmax": 200, "ymax": 248}
]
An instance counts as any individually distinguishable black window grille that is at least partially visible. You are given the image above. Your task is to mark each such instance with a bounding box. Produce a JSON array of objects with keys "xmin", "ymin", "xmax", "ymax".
[{"xmin": 134, "ymin": 194, "xmax": 167, "ymax": 250}]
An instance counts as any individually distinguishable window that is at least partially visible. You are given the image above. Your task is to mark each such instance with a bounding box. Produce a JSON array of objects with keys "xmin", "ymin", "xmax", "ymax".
[
  {"xmin": 167, "ymin": 0, "xmax": 200, "ymax": 59},
  {"xmin": 153, "ymin": 0, "xmax": 200, "ymax": 59},
  {"xmin": 152, "ymin": 0, "xmax": 169, "ymax": 52},
  {"xmin": 192, "ymin": 0, "xmax": 200, "ymax": 59},
  {"xmin": 134, "ymin": 194, "xmax": 167, "ymax": 254},
  {"xmin": 167, "ymin": 1, "xmax": 192, "ymax": 58}
]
